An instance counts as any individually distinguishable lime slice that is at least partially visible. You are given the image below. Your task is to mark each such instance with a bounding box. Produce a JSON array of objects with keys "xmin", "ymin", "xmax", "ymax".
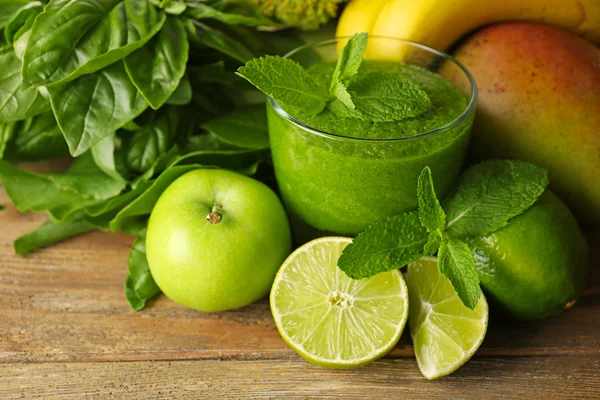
[
  {"xmin": 407, "ymin": 257, "xmax": 488, "ymax": 379},
  {"xmin": 270, "ymin": 237, "xmax": 409, "ymax": 368}
]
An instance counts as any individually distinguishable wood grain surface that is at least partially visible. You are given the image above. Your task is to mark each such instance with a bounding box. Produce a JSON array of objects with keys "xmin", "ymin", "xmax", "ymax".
[{"xmin": 1, "ymin": 165, "xmax": 599, "ymax": 399}]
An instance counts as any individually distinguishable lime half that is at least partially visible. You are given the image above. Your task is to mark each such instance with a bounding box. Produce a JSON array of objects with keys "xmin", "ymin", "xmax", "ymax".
[
  {"xmin": 407, "ymin": 257, "xmax": 488, "ymax": 379},
  {"xmin": 270, "ymin": 237, "xmax": 409, "ymax": 368}
]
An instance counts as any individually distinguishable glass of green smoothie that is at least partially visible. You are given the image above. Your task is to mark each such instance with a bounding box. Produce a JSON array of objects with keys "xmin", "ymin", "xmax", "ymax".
[{"xmin": 266, "ymin": 37, "xmax": 477, "ymax": 243}]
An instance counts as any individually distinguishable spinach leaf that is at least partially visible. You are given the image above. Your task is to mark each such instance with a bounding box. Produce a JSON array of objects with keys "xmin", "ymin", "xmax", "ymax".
[
  {"xmin": 125, "ymin": 16, "xmax": 189, "ymax": 110},
  {"xmin": 125, "ymin": 234, "xmax": 161, "ymax": 311},
  {"xmin": 124, "ymin": 107, "xmax": 180, "ymax": 173},
  {"xmin": 46, "ymin": 61, "xmax": 149, "ymax": 157},
  {"xmin": 22, "ymin": 0, "xmax": 166, "ymax": 88},
  {"xmin": 0, "ymin": 51, "xmax": 50, "ymax": 123},
  {"xmin": 4, "ymin": 112, "xmax": 69, "ymax": 161},
  {"xmin": 201, "ymin": 105, "xmax": 269, "ymax": 150},
  {"xmin": 14, "ymin": 219, "xmax": 93, "ymax": 255},
  {"xmin": 171, "ymin": 148, "xmax": 269, "ymax": 169}
]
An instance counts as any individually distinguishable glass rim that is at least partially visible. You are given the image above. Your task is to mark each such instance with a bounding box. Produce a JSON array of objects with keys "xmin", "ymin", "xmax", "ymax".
[{"xmin": 268, "ymin": 36, "xmax": 478, "ymax": 143}]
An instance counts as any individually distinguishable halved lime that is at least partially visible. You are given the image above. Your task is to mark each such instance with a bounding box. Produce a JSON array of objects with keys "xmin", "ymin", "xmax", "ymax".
[
  {"xmin": 270, "ymin": 237, "xmax": 409, "ymax": 368},
  {"xmin": 407, "ymin": 257, "xmax": 488, "ymax": 379}
]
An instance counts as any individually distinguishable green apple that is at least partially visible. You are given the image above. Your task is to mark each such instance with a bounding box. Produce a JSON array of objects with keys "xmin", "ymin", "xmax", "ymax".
[{"xmin": 146, "ymin": 168, "xmax": 292, "ymax": 312}]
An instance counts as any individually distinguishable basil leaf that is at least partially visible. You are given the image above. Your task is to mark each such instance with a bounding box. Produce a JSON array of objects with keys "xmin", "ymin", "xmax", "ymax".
[
  {"xmin": 0, "ymin": 121, "xmax": 17, "ymax": 158},
  {"xmin": 91, "ymin": 133, "xmax": 127, "ymax": 183},
  {"xmin": 22, "ymin": 0, "xmax": 166, "ymax": 88},
  {"xmin": 0, "ymin": 50, "xmax": 50, "ymax": 123},
  {"xmin": 4, "ymin": 112, "xmax": 69, "ymax": 161},
  {"xmin": 201, "ymin": 105, "xmax": 269, "ymax": 150},
  {"xmin": 125, "ymin": 16, "xmax": 188, "ymax": 110},
  {"xmin": 124, "ymin": 107, "xmax": 180, "ymax": 173},
  {"xmin": 0, "ymin": 1, "xmax": 30, "ymax": 30},
  {"xmin": 126, "ymin": 235, "xmax": 161, "ymax": 311},
  {"xmin": 46, "ymin": 61, "xmax": 149, "ymax": 157},
  {"xmin": 3, "ymin": 1, "xmax": 41, "ymax": 44},
  {"xmin": 14, "ymin": 219, "xmax": 93, "ymax": 255},
  {"xmin": 185, "ymin": 3, "xmax": 278, "ymax": 27},
  {"xmin": 166, "ymin": 73, "xmax": 192, "ymax": 106},
  {"xmin": 198, "ymin": 26, "xmax": 254, "ymax": 62}
]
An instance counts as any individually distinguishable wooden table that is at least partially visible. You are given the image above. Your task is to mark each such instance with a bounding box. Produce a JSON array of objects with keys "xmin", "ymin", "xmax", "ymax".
[{"xmin": 1, "ymin": 176, "xmax": 599, "ymax": 399}]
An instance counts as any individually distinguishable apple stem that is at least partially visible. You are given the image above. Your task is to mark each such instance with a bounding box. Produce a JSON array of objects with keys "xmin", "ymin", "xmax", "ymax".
[{"xmin": 206, "ymin": 204, "xmax": 223, "ymax": 224}]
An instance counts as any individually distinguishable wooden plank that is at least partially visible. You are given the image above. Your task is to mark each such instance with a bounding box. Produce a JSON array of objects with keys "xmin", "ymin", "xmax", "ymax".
[
  {"xmin": 1, "ymin": 357, "xmax": 599, "ymax": 399},
  {"xmin": 1, "ymin": 184, "xmax": 600, "ymax": 364}
]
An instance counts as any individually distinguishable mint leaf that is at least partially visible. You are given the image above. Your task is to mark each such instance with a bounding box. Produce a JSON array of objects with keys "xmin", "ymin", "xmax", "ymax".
[
  {"xmin": 338, "ymin": 211, "xmax": 429, "ymax": 279},
  {"xmin": 417, "ymin": 166, "xmax": 446, "ymax": 232},
  {"xmin": 349, "ymin": 72, "xmax": 431, "ymax": 122},
  {"xmin": 236, "ymin": 56, "xmax": 327, "ymax": 116},
  {"xmin": 329, "ymin": 32, "xmax": 367, "ymax": 107},
  {"xmin": 331, "ymin": 81, "xmax": 355, "ymax": 109},
  {"xmin": 444, "ymin": 160, "xmax": 549, "ymax": 238},
  {"xmin": 438, "ymin": 238, "xmax": 481, "ymax": 309},
  {"xmin": 424, "ymin": 230, "xmax": 442, "ymax": 256}
]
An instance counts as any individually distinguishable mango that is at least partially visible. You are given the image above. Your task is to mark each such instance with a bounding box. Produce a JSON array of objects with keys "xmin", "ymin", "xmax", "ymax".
[{"xmin": 448, "ymin": 22, "xmax": 600, "ymax": 226}]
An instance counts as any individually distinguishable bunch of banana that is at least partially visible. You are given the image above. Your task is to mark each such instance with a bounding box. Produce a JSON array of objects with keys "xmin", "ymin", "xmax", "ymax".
[{"xmin": 337, "ymin": 0, "xmax": 600, "ymax": 53}]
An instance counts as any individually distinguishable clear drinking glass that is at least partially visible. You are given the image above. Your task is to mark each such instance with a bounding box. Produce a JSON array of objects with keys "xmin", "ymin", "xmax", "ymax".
[{"xmin": 267, "ymin": 37, "xmax": 478, "ymax": 243}]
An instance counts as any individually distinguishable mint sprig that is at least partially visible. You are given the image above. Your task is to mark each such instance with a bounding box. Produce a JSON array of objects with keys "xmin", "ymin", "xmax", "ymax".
[
  {"xmin": 236, "ymin": 32, "xmax": 431, "ymax": 123},
  {"xmin": 338, "ymin": 160, "xmax": 550, "ymax": 309},
  {"xmin": 329, "ymin": 32, "xmax": 367, "ymax": 109}
]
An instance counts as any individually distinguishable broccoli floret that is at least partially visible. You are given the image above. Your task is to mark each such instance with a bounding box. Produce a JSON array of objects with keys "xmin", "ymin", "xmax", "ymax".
[{"xmin": 249, "ymin": 0, "xmax": 347, "ymax": 30}]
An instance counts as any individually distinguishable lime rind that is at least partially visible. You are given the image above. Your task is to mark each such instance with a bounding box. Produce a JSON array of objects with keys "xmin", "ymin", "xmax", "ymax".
[
  {"xmin": 270, "ymin": 237, "xmax": 409, "ymax": 368},
  {"xmin": 407, "ymin": 256, "xmax": 488, "ymax": 379}
]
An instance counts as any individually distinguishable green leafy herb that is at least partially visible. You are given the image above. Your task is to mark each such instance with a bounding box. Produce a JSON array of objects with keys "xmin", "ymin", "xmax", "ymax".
[
  {"xmin": 0, "ymin": 1, "xmax": 31, "ymax": 30},
  {"xmin": 185, "ymin": 3, "xmax": 279, "ymax": 28},
  {"xmin": 14, "ymin": 219, "xmax": 93, "ymax": 255},
  {"xmin": 198, "ymin": 26, "xmax": 255, "ymax": 62},
  {"xmin": 125, "ymin": 235, "xmax": 161, "ymax": 311},
  {"xmin": 0, "ymin": 121, "xmax": 17, "ymax": 158},
  {"xmin": 338, "ymin": 212, "xmax": 429, "ymax": 279},
  {"xmin": 125, "ymin": 16, "xmax": 189, "ymax": 110},
  {"xmin": 3, "ymin": 112, "xmax": 69, "ymax": 161},
  {"xmin": 3, "ymin": 1, "xmax": 41, "ymax": 45},
  {"xmin": 438, "ymin": 238, "xmax": 481, "ymax": 309},
  {"xmin": 236, "ymin": 55, "xmax": 327, "ymax": 116},
  {"xmin": 0, "ymin": 51, "xmax": 50, "ymax": 123},
  {"xmin": 91, "ymin": 134, "xmax": 126, "ymax": 183},
  {"xmin": 329, "ymin": 32, "xmax": 367, "ymax": 108},
  {"xmin": 444, "ymin": 160, "xmax": 549, "ymax": 238},
  {"xmin": 349, "ymin": 72, "xmax": 431, "ymax": 122},
  {"xmin": 417, "ymin": 166, "xmax": 446, "ymax": 232},
  {"xmin": 22, "ymin": 0, "xmax": 166, "ymax": 88},
  {"xmin": 201, "ymin": 105, "xmax": 269, "ymax": 150},
  {"xmin": 124, "ymin": 107, "xmax": 180, "ymax": 173},
  {"xmin": 166, "ymin": 74, "xmax": 193, "ymax": 106},
  {"xmin": 46, "ymin": 61, "xmax": 149, "ymax": 157}
]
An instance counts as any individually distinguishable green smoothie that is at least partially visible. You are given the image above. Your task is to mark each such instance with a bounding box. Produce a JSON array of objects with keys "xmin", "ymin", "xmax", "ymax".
[{"xmin": 268, "ymin": 59, "xmax": 473, "ymax": 240}]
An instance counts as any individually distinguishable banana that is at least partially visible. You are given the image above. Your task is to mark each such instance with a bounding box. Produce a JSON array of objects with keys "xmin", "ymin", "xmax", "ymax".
[{"xmin": 337, "ymin": 0, "xmax": 600, "ymax": 55}]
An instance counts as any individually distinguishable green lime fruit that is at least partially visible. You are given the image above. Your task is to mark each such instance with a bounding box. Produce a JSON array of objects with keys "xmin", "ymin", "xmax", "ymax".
[
  {"xmin": 468, "ymin": 190, "xmax": 588, "ymax": 321},
  {"xmin": 146, "ymin": 169, "xmax": 291, "ymax": 312},
  {"xmin": 407, "ymin": 257, "xmax": 488, "ymax": 380},
  {"xmin": 270, "ymin": 237, "xmax": 409, "ymax": 368}
]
